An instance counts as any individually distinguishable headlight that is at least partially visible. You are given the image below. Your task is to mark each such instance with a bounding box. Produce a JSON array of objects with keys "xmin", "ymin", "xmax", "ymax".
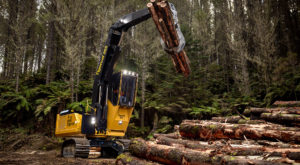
[
  {"xmin": 123, "ymin": 70, "xmax": 128, "ymax": 75},
  {"xmin": 91, "ymin": 117, "xmax": 96, "ymax": 125}
]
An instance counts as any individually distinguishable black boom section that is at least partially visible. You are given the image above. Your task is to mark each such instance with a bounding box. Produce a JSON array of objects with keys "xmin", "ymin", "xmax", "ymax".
[
  {"xmin": 91, "ymin": 8, "xmax": 151, "ymax": 133},
  {"xmin": 81, "ymin": 114, "xmax": 95, "ymax": 135}
]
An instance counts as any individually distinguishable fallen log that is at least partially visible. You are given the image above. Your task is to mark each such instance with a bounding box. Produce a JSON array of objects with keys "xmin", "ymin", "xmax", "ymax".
[
  {"xmin": 257, "ymin": 140, "xmax": 300, "ymax": 148},
  {"xmin": 130, "ymin": 138, "xmax": 217, "ymax": 165},
  {"xmin": 179, "ymin": 120, "xmax": 300, "ymax": 143},
  {"xmin": 261, "ymin": 113, "xmax": 300, "ymax": 123},
  {"xmin": 156, "ymin": 135, "xmax": 224, "ymax": 150},
  {"xmin": 130, "ymin": 138, "xmax": 291, "ymax": 165},
  {"xmin": 156, "ymin": 136, "xmax": 300, "ymax": 160},
  {"xmin": 221, "ymin": 156, "xmax": 291, "ymax": 165},
  {"xmin": 212, "ymin": 116, "xmax": 266, "ymax": 124},
  {"xmin": 116, "ymin": 153, "xmax": 161, "ymax": 165},
  {"xmin": 244, "ymin": 107, "xmax": 300, "ymax": 115},
  {"xmin": 273, "ymin": 101, "xmax": 300, "ymax": 107},
  {"xmin": 153, "ymin": 132, "xmax": 181, "ymax": 139},
  {"xmin": 212, "ymin": 116, "xmax": 242, "ymax": 123}
]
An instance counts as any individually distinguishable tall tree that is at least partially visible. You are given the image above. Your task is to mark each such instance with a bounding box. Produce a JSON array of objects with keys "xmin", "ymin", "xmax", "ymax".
[{"xmin": 53, "ymin": 0, "xmax": 90, "ymax": 102}]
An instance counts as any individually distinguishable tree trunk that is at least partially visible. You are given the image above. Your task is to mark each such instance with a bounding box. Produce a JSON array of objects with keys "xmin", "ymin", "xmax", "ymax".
[
  {"xmin": 212, "ymin": 116, "xmax": 242, "ymax": 123},
  {"xmin": 153, "ymin": 132, "xmax": 181, "ymax": 139},
  {"xmin": 70, "ymin": 56, "xmax": 74, "ymax": 103},
  {"xmin": 36, "ymin": 39, "xmax": 43, "ymax": 71},
  {"xmin": 244, "ymin": 107, "xmax": 300, "ymax": 115},
  {"xmin": 130, "ymin": 138, "xmax": 213, "ymax": 165},
  {"xmin": 116, "ymin": 153, "xmax": 161, "ymax": 165},
  {"xmin": 261, "ymin": 113, "xmax": 300, "ymax": 123},
  {"xmin": 46, "ymin": 21, "xmax": 54, "ymax": 85},
  {"xmin": 212, "ymin": 116, "xmax": 266, "ymax": 124},
  {"xmin": 129, "ymin": 138, "xmax": 288, "ymax": 165},
  {"xmin": 179, "ymin": 120, "xmax": 300, "ymax": 143},
  {"xmin": 75, "ymin": 56, "xmax": 80, "ymax": 102},
  {"xmin": 273, "ymin": 101, "xmax": 300, "ymax": 107},
  {"xmin": 150, "ymin": 111, "xmax": 158, "ymax": 134},
  {"xmin": 140, "ymin": 52, "xmax": 146, "ymax": 128}
]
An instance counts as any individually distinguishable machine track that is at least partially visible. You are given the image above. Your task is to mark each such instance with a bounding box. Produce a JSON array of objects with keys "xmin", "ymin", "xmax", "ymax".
[{"xmin": 62, "ymin": 138, "xmax": 90, "ymax": 158}]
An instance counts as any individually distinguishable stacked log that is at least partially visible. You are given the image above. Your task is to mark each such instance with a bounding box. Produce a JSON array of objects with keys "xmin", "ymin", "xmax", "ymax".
[
  {"xmin": 120, "ymin": 100, "xmax": 300, "ymax": 164},
  {"xmin": 211, "ymin": 116, "xmax": 267, "ymax": 124},
  {"xmin": 273, "ymin": 101, "xmax": 300, "ymax": 107},
  {"xmin": 244, "ymin": 107, "xmax": 300, "ymax": 126},
  {"xmin": 127, "ymin": 138, "xmax": 297, "ymax": 165},
  {"xmin": 116, "ymin": 153, "xmax": 162, "ymax": 165},
  {"xmin": 179, "ymin": 120, "xmax": 300, "ymax": 143},
  {"xmin": 147, "ymin": 0, "xmax": 191, "ymax": 77}
]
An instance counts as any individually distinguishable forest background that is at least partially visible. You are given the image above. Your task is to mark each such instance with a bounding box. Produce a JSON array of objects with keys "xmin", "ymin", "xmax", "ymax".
[{"xmin": 0, "ymin": 0, "xmax": 299, "ymax": 137}]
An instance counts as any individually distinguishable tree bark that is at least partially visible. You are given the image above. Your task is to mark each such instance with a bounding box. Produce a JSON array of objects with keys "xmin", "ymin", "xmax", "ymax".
[
  {"xmin": 179, "ymin": 120, "xmax": 300, "ymax": 143},
  {"xmin": 46, "ymin": 21, "xmax": 55, "ymax": 85},
  {"xmin": 140, "ymin": 51, "xmax": 146, "ymax": 128},
  {"xmin": 155, "ymin": 135, "xmax": 300, "ymax": 160},
  {"xmin": 129, "ymin": 138, "xmax": 290, "ymax": 165},
  {"xmin": 130, "ymin": 138, "xmax": 214, "ymax": 165},
  {"xmin": 273, "ymin": 101, "xmax": 300, "ymax": 107},
  {"xmin": 261, "ymin": 113, "xmax": 300, "ymax": 123},
  {"xmin": 244, "ymin": 107, "xmax": 300, "ymax": 116},
  {"xmin": 153, "ymin": 132, "xmax": 181, "ymax": 139},
  {"xmin": 212, "ymin": 116, "xmax": 242, "ymax": 123},
  {"xmin": 116, "ymin": 153, "xmax": 161, "ymax": 165},
  {"xmin": 150, "ymin": 111, "xmax": 159, "ymax": 135}
]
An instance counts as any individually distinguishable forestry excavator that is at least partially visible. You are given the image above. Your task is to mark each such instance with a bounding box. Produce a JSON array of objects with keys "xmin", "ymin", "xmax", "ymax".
[{"xmin": 55, "ymin": 0, "xmax": 190, "ymax": 158}]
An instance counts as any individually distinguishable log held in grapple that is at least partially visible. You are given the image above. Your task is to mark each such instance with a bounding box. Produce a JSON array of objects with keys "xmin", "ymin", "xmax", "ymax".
[{"xmin": 147, "ymin": 0, "xmax": 191, "ymax": 77}]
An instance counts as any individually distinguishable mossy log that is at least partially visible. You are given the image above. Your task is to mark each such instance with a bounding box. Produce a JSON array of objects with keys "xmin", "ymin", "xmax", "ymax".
[
  {"xmin": 155, "ymin": 135, "xmax": 225, "ymax": 150},
  {"xmin": 153, "ymin": 132, "xmax": 181, "ymax": 139},
  {"xmin": 212, "ymin": 116, "xmax": 266, "ymax": 124},
  {"xmin": 261, "ymin": 113, "xmax": 300, "ymax": 123},
  {"xmin": 129, "ymin": 138, "xmax": 291, "ymax": 165},
  {"xmin": 257, "ymin": 140, "xmax": 300, "ymax": 148},
  {"xmin": 221, "ymin": 156, "xmax": 291, "ymax": 165},
  {"xmin": 116, "ymin": 153, "xmax": 161, "ymax": 165},
  {"xmin": 273, "ymin": 101, "xmax": 300, "ymax": 107},
  {"xmin": 244, "ymin": 107, "xmax": 300, "ymax": 115},
  {"xmin": 212, "ymin": 116, "xmax": 242, "ymax": 123},
  {"xmin": 129, "ymin": 138, "xmax": 216, "ymax": 165},
  {"xmin": 179, "ymin": 120, "xmax": 300, "ymax": 143},
  {"xmin": 155, "ymin": 136, "xmax": 300, "ymax": 160}
]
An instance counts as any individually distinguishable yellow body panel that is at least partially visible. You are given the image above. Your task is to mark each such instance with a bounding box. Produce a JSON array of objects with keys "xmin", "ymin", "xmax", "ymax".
[
  {"xmin": 55, "ymin": 101, "xmax": 134, "ymax": 138},
  {"xmin": 91, "ymin": 100, "xmax": 134, "ymax": 138},
  {"xmin": 55, "ymin": 113, "xmax": 83, "ymax": 137}
]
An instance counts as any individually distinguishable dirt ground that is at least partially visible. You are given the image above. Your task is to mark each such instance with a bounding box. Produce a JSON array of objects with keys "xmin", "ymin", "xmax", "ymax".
[
  {"xmin": 0, "ymin": 150, "xmax": 115, "ymax": 165},
  {"xmin": 0, "ymin": 129, "xmax": 116, "ymax": 165}
]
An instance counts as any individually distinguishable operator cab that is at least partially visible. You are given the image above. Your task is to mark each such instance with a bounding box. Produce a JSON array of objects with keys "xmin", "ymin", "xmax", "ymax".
[{"xmin": 109, "ymin": 70, "xmax": 138, "ymax": 107}]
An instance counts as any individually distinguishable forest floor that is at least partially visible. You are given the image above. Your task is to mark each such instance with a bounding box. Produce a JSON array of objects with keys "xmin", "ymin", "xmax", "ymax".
[
  {"xmin": 0, "ymin": 151, "xmax": 115, "ymax": 165},
  {"xmin": 0, "ymin": 130, "xmax": 115, "ymax": 165}
]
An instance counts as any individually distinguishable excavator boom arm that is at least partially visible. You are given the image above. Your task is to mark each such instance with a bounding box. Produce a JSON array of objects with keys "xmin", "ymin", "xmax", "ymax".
[{"xmin": 91, "ymin": 2, "xmax": 189, "ymax": 133}]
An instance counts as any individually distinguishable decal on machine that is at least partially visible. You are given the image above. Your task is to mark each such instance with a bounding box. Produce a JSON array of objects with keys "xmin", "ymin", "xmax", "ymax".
[
  {"xmin": 96, "ymin": 46, "xmax": 108, "ymax": 75},
  {"xmin": 67, "ymin": 115, "xmax": 75, "ymax": 126}
]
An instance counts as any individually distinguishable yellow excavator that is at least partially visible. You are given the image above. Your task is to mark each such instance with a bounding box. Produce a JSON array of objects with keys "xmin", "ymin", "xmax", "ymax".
[{"xmin": 55, "ymin": 1, "xmax": 190, "ymax": 158}]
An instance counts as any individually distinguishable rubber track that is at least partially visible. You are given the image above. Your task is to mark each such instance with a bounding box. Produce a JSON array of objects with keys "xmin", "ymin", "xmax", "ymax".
[{"xmin": 73, "ymin": 138, "xmax": 90, "ymax": 158}]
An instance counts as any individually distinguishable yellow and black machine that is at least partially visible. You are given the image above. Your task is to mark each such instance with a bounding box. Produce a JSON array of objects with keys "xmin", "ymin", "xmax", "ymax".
[{"xmin": 55, "ymin": 1, "xmax": 190, "ymax": 158}]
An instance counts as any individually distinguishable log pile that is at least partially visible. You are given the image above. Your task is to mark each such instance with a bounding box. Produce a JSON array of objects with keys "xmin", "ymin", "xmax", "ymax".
[
  {"xmin": 147, "ymin": 0, "xmax": 190, "ymax": 77},
  {"xmin": 244, "ymin": 101, "xmax": 300, "ymax": 126},
  {"xmin": 120, "ymin": 122, "xmax": 299, "ymax": 164},
  {"xmin": 273, "ymin": 101, "xmax": 300, "ymax": 107},
  {"xmin": 116, "ymin": 100, "xmax": 300, "ymax": 164}
]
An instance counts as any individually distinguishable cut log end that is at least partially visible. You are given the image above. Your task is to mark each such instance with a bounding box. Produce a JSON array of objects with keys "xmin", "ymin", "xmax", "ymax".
[{"xmin": 147, "ymin": 3, "xmax": 153, "ymax": 8}]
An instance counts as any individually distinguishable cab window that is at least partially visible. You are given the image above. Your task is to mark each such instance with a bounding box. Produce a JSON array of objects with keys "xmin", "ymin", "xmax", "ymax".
[{"xmin": 119, "ymin": 75, "xmax": 137, "ymax": 107}]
